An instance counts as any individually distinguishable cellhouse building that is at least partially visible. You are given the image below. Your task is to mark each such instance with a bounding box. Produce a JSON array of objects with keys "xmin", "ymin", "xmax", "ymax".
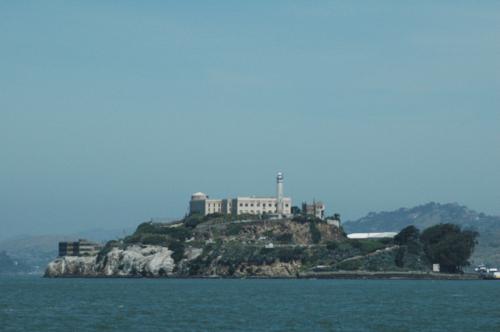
[{"xmin": 189, "ymin": 172, "xmax": 292, "ymax": 217}]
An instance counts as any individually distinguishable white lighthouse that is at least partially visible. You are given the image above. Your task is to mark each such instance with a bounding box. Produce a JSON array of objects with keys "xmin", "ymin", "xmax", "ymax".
[{"xmin": 276, "ymin": 171, "xmax": 284, "ymax": 216}]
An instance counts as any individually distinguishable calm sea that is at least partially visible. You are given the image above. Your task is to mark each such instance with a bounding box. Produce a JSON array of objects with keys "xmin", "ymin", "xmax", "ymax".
[{"xmin": 1, "ymin": 276, "xmax": 499, "ymax": 331}]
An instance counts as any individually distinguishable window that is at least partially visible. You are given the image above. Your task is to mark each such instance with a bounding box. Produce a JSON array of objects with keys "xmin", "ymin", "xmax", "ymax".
[
  {"xmin": 250, "ymin": 204, "xmax": 254, "ymax": 207},
  {"xmin": 239, "ymin": 203, "xmax": 243, "ymax": 207},
  {"xmin": 245, "ymin": 203, "xmax": 248, "ymax": 207}
]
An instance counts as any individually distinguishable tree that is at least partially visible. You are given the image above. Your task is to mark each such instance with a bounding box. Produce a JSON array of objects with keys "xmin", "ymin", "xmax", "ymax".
[
  {"xmin": 309, "ymin": 223, "xmax": 322, "ymax": 244},
  {"xmin": 393, "ymin": 225, "xmax": 422, "ymax": 268},
  {"xmin": 394, "ymin": 225, "xmax": 420, "ymax": 246},
  {"xmin": 420, "ymin": 223, "xmax": 478, "ymax": 273},
  {"xmin": 184, "ymin": 214, "xmax": 204, "ymax": 228}
]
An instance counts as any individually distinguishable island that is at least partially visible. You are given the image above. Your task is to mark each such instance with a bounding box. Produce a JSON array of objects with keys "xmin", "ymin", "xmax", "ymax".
[{"xmin": 44, "ymin": 213, "xmax": 479, "ymax": 279}]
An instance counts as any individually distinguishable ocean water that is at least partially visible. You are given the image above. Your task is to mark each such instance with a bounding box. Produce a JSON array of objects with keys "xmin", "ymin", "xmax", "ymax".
[{"xmin": 1, "ymin": 276, "xmax": 499, "ymax": 332}]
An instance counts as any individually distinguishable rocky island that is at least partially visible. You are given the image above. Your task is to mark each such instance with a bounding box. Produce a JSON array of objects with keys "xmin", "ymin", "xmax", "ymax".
[{"xmin": 44, "ymin": 213, "xmax": 478, "ymax": 278}]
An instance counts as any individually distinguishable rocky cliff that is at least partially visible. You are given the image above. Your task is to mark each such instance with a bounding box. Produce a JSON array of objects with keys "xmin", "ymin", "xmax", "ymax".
[
  {"xmin": 45, "ymin": 215, "xmax": 423, "ymax": 278},
  {"xmin": 45, "ymin": 245, "xmax": 174, "ymax": 277}
]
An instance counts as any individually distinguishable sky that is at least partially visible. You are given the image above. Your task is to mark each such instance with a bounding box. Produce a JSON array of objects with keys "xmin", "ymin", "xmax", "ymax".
[{"xmin": 1, "ymin": 1, "xmax": 499, "ymax": 239}]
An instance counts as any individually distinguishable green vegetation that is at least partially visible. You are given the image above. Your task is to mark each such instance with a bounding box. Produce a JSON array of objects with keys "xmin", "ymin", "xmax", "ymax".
[
  {"xmin": 92, "ymin": 212, "xmax": 480, "ymax": 277},
  {"xmin": 420, "ymin": 224, "xmax": 478, "ymax": 273},
  {"xmin": 344, "ymin": 202, "xmax": 497, "ymax": 267},
  {"xmin": 226, "ymin": 223, "xmax": 244, "ymax": 236},
  {"xmin": 326, "ymin": 241, "xmax": 338, "ymax": 251},
  {"xmin": 326, "ymin": 224, "xmax": 478, "ymax": 273},
  {"xmin": 392, "ymin": 223, "xmax": 478, "ymax": 273},
  {"xmin": 349, "ymin": 239, "xmax": 387, "ymax": 255},
  {"xmin": 309, "ymin": 223, "xmax": 322, "ymax": 244},
  {"xmin": 337, "ymin": 259, "xmax": 363, "ymax": 270},
  {"xmin": 275, "ymin": 233, "xmax": 293, "ymax": 244}
]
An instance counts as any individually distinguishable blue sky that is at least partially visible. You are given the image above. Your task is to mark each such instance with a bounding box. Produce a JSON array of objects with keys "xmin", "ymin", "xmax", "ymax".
[{"xmin": 1, "ymin": 1, "xmax": 499, "ymax": 238}]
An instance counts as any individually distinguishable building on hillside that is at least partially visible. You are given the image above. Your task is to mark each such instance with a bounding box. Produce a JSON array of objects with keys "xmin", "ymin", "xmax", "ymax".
[
  {"xmin": 189, "ymin": 172, "xmax": 292, "ymax": 217},
  {"xmin": 302, "ymin": 201, "xmax": 326, "ymax": 220},
  {"xmin": 58, "ymin": 239, "xmax": 102, "ymax": 257}
]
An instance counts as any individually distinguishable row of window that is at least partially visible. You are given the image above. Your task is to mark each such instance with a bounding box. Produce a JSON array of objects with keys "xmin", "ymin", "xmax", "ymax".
[
  {"xmin": 238, "ymin": 203, "xmax": 290, "ymax": 208},
  {"xmin": 239, "ymin": 210, "xmax": 276, "ymax": 214},
  {"xmin": 207, "ymin": 201, "xmax": 291, "ymax": 208},
  {"xmin": 239, "ymin": 203, "xmax": 276, "ymax": 208},
  {"xmin": 207, "ymin": 203, "xmax": 221, "ymax": 208}
]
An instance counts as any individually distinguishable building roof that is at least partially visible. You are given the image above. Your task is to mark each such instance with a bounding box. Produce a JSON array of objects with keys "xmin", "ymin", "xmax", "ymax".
[{"xmin": 191, "ymin": 192, "xmax": 208, "ymax": 200}]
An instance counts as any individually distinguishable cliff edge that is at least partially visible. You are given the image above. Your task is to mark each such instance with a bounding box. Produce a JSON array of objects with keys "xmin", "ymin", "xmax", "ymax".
[{"xmin": 45, "ymin": 214, "xmax": 431, "ymax": 278}]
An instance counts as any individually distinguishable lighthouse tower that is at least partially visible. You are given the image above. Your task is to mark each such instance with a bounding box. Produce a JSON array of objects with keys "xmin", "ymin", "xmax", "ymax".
[{"xmin": 276, "ymin": 172, "xmax": 284, "ymax": 216}]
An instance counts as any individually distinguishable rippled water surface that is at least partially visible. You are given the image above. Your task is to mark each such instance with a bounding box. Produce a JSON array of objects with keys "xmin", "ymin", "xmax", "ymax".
[{"xmin": 1, "ymin": 276, "xmax": 499, "ymax": 331}]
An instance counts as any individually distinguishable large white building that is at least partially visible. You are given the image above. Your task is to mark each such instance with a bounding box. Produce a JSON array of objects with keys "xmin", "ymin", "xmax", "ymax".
[{"xmin": 189, "ymin": 172, "xmax": 292, "ymax": 217}]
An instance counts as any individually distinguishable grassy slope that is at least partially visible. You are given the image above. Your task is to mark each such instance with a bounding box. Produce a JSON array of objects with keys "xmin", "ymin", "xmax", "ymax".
[{"xmin": 108, "ymin": 215, "xmax": 428, "ymax": 276}]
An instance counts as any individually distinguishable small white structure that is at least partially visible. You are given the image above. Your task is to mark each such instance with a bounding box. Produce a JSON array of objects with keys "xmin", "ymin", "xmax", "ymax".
[
  {"xmin": 433, "ymin": 264, "xmax": 440, "ymax": 272},
  {"xmin": 347, "ymin": 232, "xmax": 398, "ymax": 239}
]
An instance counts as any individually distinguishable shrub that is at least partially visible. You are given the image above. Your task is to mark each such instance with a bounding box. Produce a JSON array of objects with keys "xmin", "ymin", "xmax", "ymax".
[
  {"xmin": 309, "ymin": 223, "xmax": 322, "ymax": 244},
  {"xmin": 292, "ymin": 215, "xmax": 324, "ymax": 224},
  {"xmin": 337, "ymin": 259, "xmax": 362, "ymax": 271},
  {"xmin": 395, "ymin": 246, "xmax": 406, "ymax": 268},
  {"xmin": 326, "ymin": 241, "xmax": 339, "ymax": 251},
  {"xmin": 226, "ymin": 223, "xmax": 244, "ymax": 236},
  {"xmin": 275, "ymin": 233, "xmax": 293, "ymax": 244},
  {"xmin": 141, "ymin": 234, "xmax": 169, "ymax": 246},
  {"xmin": 164, "ymin": 226, "xmax": 193, "ymax": 241},
  {"xmin": 394, "ymin": 226, "xmax": 420, "ymax": 246},
  {"xmin": 348, "ymin": 239, "xmax": 385, "ymax": 255},
  {"xmin": 275, "ymin": 247, "xmax": 305, "ymax": 262},
  {"xmin": 184, "ymin": 214, "xmax": 204, "ymax": 228},
  {"xmin": 168, "ymin": 240, "xmax": 185, "ymax": 263},
  {"xmin": 123, "ymin": 233, "xmax": 142, "ymax": 244},
  {"xmin": 135, "ymin": 222, "xmax": 158, "ymax": 235},
  {"xmin": 203, "ymin": 213, "xmax": 224, "ymax": 221}
]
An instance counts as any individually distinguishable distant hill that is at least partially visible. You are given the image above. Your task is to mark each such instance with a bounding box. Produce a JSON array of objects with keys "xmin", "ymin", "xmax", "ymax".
[
  {"xmin": 343, "ymin": 202, "xmax": 500, "ymax": 266},
  {"xmin": 0, "ymin": 251, "xmax": 31, "ymax": 274}
]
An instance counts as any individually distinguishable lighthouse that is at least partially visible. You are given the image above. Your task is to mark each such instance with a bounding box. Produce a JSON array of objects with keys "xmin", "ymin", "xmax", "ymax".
[{"xmin": 276, "ymin": 172, "xmax": 284, "ymax": 216}]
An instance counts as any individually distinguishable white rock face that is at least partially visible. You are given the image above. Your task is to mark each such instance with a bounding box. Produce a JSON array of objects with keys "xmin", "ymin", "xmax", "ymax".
[
  {"xmin": 44, "ymin": 245, "xmax": 175, "ymax": 277},
  {"xmin": 46, "ymin": 256, "xmax": 97, "ymax": 277}
]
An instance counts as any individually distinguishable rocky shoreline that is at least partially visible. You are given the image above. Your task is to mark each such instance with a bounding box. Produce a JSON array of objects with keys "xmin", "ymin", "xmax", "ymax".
[
  {"xmin": 45, "ymin": 245, "xmax": 175, "ymax": 278},
  {"xmin": 44, "ymin": 216, "xmax": 481, "ymax": 279}
]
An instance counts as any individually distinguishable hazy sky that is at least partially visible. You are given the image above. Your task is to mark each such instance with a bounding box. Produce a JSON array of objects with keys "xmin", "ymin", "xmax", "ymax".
[{"xmin": 1, "ymin": 1, "xmax": 499, "ymax": 239}]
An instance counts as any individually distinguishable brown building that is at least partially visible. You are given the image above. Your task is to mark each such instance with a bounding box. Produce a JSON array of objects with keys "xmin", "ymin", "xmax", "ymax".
[{"xmin": 302, "ymin": 201, "xmax": 326, "ymax": 220}]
